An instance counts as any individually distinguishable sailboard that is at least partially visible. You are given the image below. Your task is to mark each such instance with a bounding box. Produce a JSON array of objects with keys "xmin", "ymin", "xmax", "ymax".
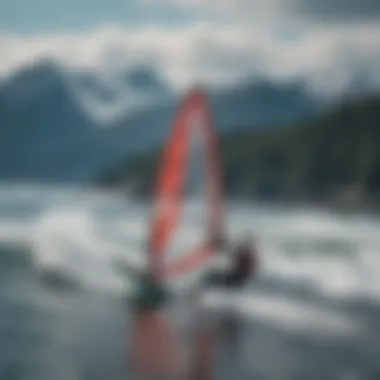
[
  {"xmin": 148, "ymin": 87, "xmax": 224, "ymax": 282},
  {"xmin": 129, "ymin": 87, "xmax": 224, "ymax": 379}
]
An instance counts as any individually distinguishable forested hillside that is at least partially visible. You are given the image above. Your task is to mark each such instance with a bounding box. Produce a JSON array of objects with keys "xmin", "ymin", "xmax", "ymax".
[{"xmin": 97, "ymin": 94, "xmax": 380, "ymax": 209}]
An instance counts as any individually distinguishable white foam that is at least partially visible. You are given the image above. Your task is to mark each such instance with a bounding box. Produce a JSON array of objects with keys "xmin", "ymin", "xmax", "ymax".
[
  {"xmin": 225, "ymin": 206, "xmax": 380, "ymax": 301},
  {"xmin": 0, "ymin": 185, "xmax": 380, "ymax": 306},
  {"xmin": 202, "ymin": 290, "xmax": 363, "ymax": 337},
  {"xmin": 31, "ymin": 204, "xmax": 127, "ymax": 294},
  {"xmin": 257, "ymin": 239, "xmax": 380, "ymax": 301}
]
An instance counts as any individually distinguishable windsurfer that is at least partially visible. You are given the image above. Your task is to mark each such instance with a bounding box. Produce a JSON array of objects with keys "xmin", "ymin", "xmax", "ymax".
[
  {"xmin": 205, "ymin": 234, "xmax": 259, "ymax": 289},
  {"xmin": 227, "ymin": 236, "xmax": 259, "ymax": 287},
  {"xmin": 186, "ymin": 235, "xmax": 260, "ymax": 380}
]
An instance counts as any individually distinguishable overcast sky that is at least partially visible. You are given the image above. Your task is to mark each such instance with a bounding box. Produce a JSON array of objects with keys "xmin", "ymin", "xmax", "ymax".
[{"xmin": 0, "ymin": 0, "xmax": 379, "ymax": 93}]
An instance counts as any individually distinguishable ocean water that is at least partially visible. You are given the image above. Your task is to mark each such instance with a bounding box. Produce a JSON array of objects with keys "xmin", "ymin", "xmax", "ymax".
[{"xmin": 0, "ymin": 184, "xmax": 379, "ymax": 380}]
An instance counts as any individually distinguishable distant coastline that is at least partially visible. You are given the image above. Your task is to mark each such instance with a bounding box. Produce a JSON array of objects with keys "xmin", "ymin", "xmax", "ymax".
[{"xmin": 95, "ymin": 94, "xmax": 380, "ymax": 214}]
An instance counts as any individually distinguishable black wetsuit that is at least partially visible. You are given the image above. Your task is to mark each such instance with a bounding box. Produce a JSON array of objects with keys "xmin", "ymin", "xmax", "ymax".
[{"xmin": 204, "ymin": 245, "xmax": 255, "ymax": 288}]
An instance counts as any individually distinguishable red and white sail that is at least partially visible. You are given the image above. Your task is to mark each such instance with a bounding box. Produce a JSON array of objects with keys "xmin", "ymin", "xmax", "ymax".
[{"xmin": 147, "ymin": 88, "xmax": 224, "ymax": 281}]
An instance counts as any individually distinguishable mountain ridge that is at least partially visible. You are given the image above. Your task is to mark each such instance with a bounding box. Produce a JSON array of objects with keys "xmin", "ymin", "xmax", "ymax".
[{"xmin": 0, "ymin": 60, "xmax": 325, "ymax": 182}]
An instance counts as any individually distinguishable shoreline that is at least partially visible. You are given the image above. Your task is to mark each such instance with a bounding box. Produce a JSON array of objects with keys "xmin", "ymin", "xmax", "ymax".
[{"xmin": 91, "ymin": 183, "xmax": 380, "ymax": 218}]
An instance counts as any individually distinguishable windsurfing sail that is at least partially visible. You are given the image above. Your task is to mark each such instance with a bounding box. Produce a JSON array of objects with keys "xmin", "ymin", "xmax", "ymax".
[
  {"xmin": 128, "ymin": 87, "xmax": 224, "ymax": 379},
  {"xmin": 147, "ymin": 87, "xmax": 224, "ymax": 282}
]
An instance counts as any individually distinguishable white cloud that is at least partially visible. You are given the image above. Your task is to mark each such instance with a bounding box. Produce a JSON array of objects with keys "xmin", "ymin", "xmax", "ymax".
[{"xmin": 1, "ymin": 22, "xmax": 380, "ymax": 96}]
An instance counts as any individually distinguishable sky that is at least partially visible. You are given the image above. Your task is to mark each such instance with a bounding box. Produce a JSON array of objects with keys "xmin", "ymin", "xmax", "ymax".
[{"xmin": 1, "ymin": 0, "xmax": 380, "ymax": 93}]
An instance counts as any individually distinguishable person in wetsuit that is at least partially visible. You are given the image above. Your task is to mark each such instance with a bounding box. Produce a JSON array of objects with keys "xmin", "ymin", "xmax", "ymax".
[
  {"xmin": 220, "ymin": 237, "xmax": 259, "ymax": 342},
  {"xmin": 204, "ymin": 235, "xmax": 258, "ymax": 289},
  {"xmin": 187, "ymin": 236, "xmax": 260, "ymax": 380}
]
